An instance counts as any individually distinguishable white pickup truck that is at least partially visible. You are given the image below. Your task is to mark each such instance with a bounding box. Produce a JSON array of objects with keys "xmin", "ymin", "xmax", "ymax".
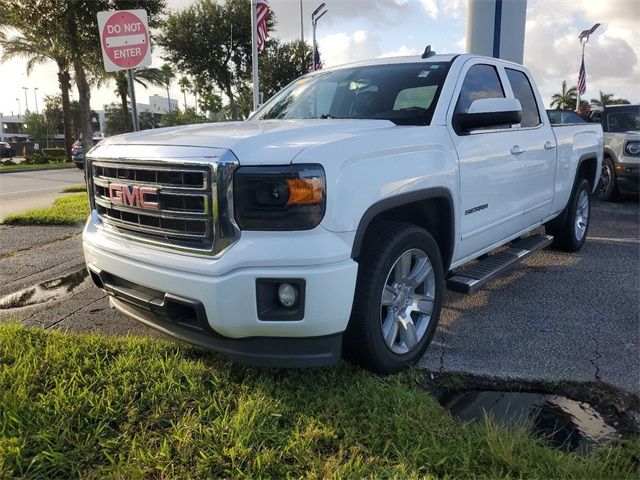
[{"xmin": 83, "ymin": 53, "xmax": 603, "ymax": 373}]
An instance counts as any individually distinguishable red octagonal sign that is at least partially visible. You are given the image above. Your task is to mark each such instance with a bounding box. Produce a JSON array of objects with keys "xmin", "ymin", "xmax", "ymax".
[{"xmin": 97, "ymin": 9, "xmax": 152, "ymax": 72}]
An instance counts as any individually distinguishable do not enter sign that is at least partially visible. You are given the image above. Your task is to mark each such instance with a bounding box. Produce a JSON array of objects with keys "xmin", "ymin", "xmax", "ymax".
[{"xmin": 97, "ymin": 9, "xmax": 152, "ymax": 72}]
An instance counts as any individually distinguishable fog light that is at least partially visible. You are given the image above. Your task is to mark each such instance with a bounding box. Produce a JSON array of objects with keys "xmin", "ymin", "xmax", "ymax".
[{"xmin": 278, "ymin": 283, "xmax": 298, "ymax": 308}]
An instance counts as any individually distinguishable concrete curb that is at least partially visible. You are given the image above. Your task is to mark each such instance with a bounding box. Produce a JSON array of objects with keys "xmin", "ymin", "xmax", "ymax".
[{"xmin": 0, "ymin": 164, "xmax": 77, "ymax": 175}]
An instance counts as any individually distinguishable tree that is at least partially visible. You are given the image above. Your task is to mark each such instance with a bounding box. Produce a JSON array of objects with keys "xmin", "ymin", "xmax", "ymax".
[
  {"xmin": 42, "ymin": 95, "xmax": 85, "ymax": 139},
  {"xmin": 178, "ymin": 76, "xmax": 191, "ymax": 109},
  {"xmin": 110, "ymin": 67, "xmax": 168, "ymax": 132},
  {"xmin": 160, "ymin": 64, "xmax": 175, "ymax": 111},
  {"xmin": 104, "ymin": 103, "xmax": 128, "ymax": 137},
  {"xmin": 160, "ymin": 107, "xmax": 207, "ymax": 127},
  {"xmin": 0, "ymin": 11, "xmax": 74, "ymax": 160},
  {"xmin": 550, "ymin": 81, "xmax": 578, "ymax": 110},
  {"xmin": 139, "ymin": 111, "xmax": 161, "ymax": 130},
  {"xmin": 260, "ymin": 39, "xmax": 312, "ymax": 100},
  {"xmin": 198, "ymin": 90, "xmax": 224, "ymax": 119},
  {"xmin": 23, "ymin": 112, "xmax": 48, "ymax": 142},
  {"xmin": 1, "ymin": 0, "xmax": 166, "ymax": 158},
  {"xmin": 158, "ymin": 0, "xmax": 265, "ymax": 120},
  {"xmin": 590, "ymin": 90, "xmax": 630, "ymax": 107}
]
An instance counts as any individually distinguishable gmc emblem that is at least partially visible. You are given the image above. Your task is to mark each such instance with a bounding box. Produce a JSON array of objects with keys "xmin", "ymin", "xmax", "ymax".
[{"xmin": 108, "ymin": 184, "xmax": 159, "ymax": 209}]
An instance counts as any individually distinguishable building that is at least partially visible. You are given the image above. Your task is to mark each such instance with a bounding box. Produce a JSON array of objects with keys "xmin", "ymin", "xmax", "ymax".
[
  {"xmin": 148, "ymin": 94, "xmax": 179, "ymax": 114},
  {"xmin": 0, "ymin": 114, "xmax": 28, "ymax": 142}
]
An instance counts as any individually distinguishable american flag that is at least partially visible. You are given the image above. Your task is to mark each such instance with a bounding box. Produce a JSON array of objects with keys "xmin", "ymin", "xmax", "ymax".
[
  {"xmin": 256, "ymin": 0, "xmax": 270, "ymax": 52},
  {"xmin": 313, "ymin": 45, "xmax": 322, "ymax": 70},
  {"xmin": 577, "ymin": 57, "xmax": 586, "ymax": 95}
]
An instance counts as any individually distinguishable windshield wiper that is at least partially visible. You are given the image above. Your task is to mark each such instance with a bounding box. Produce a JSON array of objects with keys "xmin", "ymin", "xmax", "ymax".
[{"xmin": 320, "ymin": 114, "xmax": 346, "ymax": 119}]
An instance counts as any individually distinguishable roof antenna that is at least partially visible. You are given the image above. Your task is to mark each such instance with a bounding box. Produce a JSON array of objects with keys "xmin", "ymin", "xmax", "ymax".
[{"xmin": 422, "ymin": 45, "xmax": 436, "ymax": 58}]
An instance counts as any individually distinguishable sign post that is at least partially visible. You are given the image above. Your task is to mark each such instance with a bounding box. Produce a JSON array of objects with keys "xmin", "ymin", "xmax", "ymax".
[{"xmin": 97, "ymin": 9, "xmax": 152, "ymax": 131}]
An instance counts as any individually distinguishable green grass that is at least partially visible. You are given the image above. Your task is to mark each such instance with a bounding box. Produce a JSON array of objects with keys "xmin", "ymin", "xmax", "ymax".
[
  {"xmin": 0, "ymin": 162, "xmax": 75, "ymax": 172},
  {"xmin": 61, "ymin": 184, "xmax": 87, "ymax": 193},
  {"xmin": 1, "ymin": 324, "xmax": 637, "ymax": 479},
  {"xmin": 2, "ymin": 193, "xmax": 89, "ymax": 225}
]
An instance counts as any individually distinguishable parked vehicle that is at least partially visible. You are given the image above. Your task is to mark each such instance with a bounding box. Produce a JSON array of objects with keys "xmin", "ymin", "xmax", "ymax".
[
  {"xmin": 593, "ymin": 104, "xmax": 640, "ymax": 201},
  {"xmin": 546, "ymin": 110, "xmax": 585, "ymax": 125},
  {"xmin": 0, "ymin": 141, "xmax": 15, "ymax": 158},
  {"xmin": 71, "ymin": 139, "xmax": 84, "ymax": 169},
  {"xmin": 83, "ymin": 53, "xmax": 602, "ymax": 373},
  {"xmin": 72, "ymin": 134, "xmax": 105, "ymax": 169}
]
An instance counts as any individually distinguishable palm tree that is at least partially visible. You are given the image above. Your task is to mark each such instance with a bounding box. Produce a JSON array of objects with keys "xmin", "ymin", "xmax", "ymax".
[
  {"xmin": 110, "ymin": 67, "xmax": 167, "ymax": 131},
  {"xmin": 590, "ymin": 91, "xmax": 630, "ymax": 107},
  {"xmin": 590, "ymin": 91, "xmax": 615, "ymax": 107},
  {"xmin": 550, "ymin": 81, "xmax": 578, "ymax": 110},
  {"xmin": 178, "ymin": 76, "xmax": 191, "ymax": 109},
  {"xmin": 0, "ymin": 32, "xmax": 74, "ymax": 160},
  {"xmin": 160, "ymin": 64, "xmax": 175, "ymax": 112}
]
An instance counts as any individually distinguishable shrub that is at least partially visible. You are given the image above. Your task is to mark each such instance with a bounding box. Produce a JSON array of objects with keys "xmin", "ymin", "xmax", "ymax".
[
  {"xmin": 1, "ymin": 159, "xmax": 16, "ymax": 166},
  {"xmin": 42, "ymin": 147, "xmax": 66, "ymax": 158},
  {"xmin": 23, "ymin": 152, "xmax": 49, "ymax": 165}
]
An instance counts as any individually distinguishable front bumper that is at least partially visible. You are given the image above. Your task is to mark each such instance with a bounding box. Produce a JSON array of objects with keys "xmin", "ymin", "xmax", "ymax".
[
  {"xmin": 83, "ymin": 212, "xmax": 358, "ymax": 367},
  {"xmin": 615, "ymin": 160, "xmax": 639, "ymax": 194}
]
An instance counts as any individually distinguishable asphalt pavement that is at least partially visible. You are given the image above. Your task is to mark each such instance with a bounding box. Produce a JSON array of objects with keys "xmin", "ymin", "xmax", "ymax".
[
  {"xmin": 0, "ymin": 168, "xmax": 85, "ymax": 221},
  {"xmin": 0, "ymin": 196, "xmax": 638, "ymax": 394}
]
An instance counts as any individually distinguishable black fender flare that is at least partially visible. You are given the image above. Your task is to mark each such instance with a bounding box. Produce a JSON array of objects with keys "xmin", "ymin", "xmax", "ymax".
[
  {"xmin": 350, "ymin": 187, "xmax": 455, "ymax": 270},
  {"xmin": 551, "ymin": 153, "xmax": 599, "ymax": 228}
]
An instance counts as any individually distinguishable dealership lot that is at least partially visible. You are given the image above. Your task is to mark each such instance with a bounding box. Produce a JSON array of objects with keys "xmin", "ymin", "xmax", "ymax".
[{"xmin": 0, "ymin": 196, "xmax": 638, "ymax": 394}]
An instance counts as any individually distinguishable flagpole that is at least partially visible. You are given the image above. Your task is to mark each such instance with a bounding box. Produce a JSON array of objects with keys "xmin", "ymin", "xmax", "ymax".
[
  {"xmin": 251, "ymin": 0, "xmax": 259, "ymax": 111},
  {"xmin": 576, "ymin": 41, "xmax": 585, "ymax": 110}
]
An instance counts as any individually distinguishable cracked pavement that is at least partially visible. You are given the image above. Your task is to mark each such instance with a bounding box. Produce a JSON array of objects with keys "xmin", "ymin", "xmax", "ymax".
[
  {"xmin": 0, "ymin": 197, "xmax": 638, "ymax": 394},
  {"xmin": 420, "ymin": 196, "xmax": 640, "ymax": 395}
]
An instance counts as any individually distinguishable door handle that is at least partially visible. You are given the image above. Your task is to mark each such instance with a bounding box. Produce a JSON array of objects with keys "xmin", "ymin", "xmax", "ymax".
[
  {"xmin": 544, "ymin": 141, "xmax": 556, "ymax": 150},
  {"xmin": 510, "ymin": 145, "xmax": 526, "ymax": 155}
]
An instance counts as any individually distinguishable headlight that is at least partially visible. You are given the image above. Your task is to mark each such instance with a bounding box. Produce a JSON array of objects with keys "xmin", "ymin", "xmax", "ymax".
[
  {"xmin": 624, "ymin": 141, "xmax": 640, "ymax": 156},
  {"xmin": 234, "ymin": 164, "xmax": 326, "ymax": 230}
]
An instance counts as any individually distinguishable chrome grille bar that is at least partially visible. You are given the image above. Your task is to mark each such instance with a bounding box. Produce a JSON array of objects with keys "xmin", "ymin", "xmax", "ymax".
[{"xmin": 91, "ymin": 159, "xmax": 215, "ymax": 252}]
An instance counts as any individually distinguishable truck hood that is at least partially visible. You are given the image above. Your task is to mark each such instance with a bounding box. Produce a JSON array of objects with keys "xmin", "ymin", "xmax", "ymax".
[{"xmin": 93, "ymin": 119, "xmax": 396, "ymax": 165}]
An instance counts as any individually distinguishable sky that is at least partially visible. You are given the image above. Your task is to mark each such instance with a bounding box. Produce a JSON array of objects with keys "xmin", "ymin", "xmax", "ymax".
[{"xmin": 0, "ymin": 0, "xmax": 638, "ymax": 116}]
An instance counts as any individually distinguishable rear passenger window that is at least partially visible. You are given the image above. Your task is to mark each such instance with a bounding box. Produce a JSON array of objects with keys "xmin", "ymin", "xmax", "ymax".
[
  {"xmin": 505, "ymin": 68, "xmax": 541, "ymax": 127},
  {"xmin": 455, "ymin": 64, "xmax": 505, "ymax": 114}
]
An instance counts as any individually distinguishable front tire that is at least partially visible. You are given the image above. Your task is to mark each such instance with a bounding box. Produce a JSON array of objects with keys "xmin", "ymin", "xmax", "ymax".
[
  {"xmin": 546, "ymin": 178, "xmax": 591, "ymax": 252},
  {"xmin": 597, "ymin": 157, "xmax": 619, "ymax": 201},
  {"xmin": 344, "ymin": 222, "xmax": 444, "ymax": 374}
]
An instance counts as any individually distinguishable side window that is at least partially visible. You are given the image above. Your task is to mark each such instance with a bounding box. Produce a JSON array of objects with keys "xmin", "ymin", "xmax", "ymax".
[
  {"xmin": 455, "ymin": 64, "xmax": 505, "ymax": 114},
  {"xmin": 505, "ymin": 68, "xmax": 541, "ymax": 127}
]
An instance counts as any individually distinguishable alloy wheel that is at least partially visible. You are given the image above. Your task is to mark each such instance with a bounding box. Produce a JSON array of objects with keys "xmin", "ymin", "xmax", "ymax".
[{"xmin": 380, "ymin": 248, "xmax": 435, "ymax": 354}]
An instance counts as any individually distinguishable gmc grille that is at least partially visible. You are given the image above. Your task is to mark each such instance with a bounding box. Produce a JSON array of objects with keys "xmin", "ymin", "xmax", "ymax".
[{"xmin": 89, "ymin": 158, "xmax": 238, "ymax": 255}]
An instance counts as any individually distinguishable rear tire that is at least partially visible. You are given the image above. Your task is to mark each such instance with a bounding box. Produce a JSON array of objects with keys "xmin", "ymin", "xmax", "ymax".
[
  {"xmin": 344, "ymin": 222, "xmax": 444, "ymax": 374},
  {"xmin": 597, "ymin": 157, "xmax": 619, "ymax": 201},
  {"xmin": 546, "ymin": 178, "xmax": 591, "ymax": 252}
]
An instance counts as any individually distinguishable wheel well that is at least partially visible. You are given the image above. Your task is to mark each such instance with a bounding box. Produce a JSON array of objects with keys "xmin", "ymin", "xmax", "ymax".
[
  {"xmin": 577, "ymin": 156, "xmax": 598, "ymax": 190},
  {"xmin": 352, "ymin": 196, "xmax": 454, "ymax": 271}
]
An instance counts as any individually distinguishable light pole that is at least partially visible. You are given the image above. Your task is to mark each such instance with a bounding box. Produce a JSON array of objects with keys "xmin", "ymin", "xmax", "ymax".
[
  {"xmin": 312, "ymin": 3, "xmax": 327, "ymax": 71},
  {"xmin": 576, "ymin": 23, "xmax": 600, "ymax": 110},
  {"xmin": 22, "ymin": 87, "xmax": 29, "ymax": 114},
  {"xmin": 34, "ymin": 88, "xmax": 39, "ymax": 114},
  {"xmin": 16, "ymin": 97, "xmax": 21, "ymax": 117},
  {"xmin": 299, "ymin": 0, "xmax": 304, "ymax": 42}
]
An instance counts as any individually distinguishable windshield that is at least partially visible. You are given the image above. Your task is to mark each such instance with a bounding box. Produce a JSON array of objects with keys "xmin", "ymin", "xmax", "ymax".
[
  {"xmin": 604, "ymin": 108, "xmax": 640, "ymax": 132},
  {"xmin": 253, "ymin": 62, "xmax": 450, "ymax": 126}
]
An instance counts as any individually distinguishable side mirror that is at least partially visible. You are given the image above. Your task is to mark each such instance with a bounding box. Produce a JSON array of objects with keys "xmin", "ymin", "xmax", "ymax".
[{"xmin": 454, "ymin": 98, "xmax": 522, "ymax": 132}]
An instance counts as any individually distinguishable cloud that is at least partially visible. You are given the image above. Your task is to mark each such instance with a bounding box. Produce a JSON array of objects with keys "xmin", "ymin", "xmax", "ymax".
[
  {"xmin": 318, "ymin": 30, "xmax": 382, "ymax": 67},
  {"xmin": 420, "ymin": 0, "xmax": 438, "ymax": 19},
  {"xmin": 524, "ymin": 0, "xmax": 640, "ymax": 105},
  {"xmin": 419, "ymin": 0, "xmax": 466, "ymax": 19},
  {"xmin": 379, "ymin": 45, "xmax": 419, "ymax": 58}
]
